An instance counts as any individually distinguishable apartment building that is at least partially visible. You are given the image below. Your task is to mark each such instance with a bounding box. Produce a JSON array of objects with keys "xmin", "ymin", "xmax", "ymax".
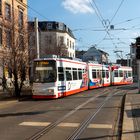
[
  {"xmin": 0, "ymin": 0, "xmax": 28, "ymax": 83},
  {"xmin": 29, "ymin": 21, "xmax": 76, "ymax": 59}
]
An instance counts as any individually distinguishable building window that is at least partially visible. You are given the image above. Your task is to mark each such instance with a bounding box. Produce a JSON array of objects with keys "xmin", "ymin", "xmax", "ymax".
[
  {"xmin": 59, "ymin": 36, "xmax": 64, "ymax": 44},
  {"xmin": 0, "ymin": 28, "xmax": 2, "ymax": 47},
  {"xmin": 73, "ymin": 54, "xmax": 75, "ymax": 58},
  {"xmin": 73, "ymin": 42, "xmax": 75, "ymax": 50},
  {"xmin": 19, "ymin": 34, "xmax": 24, "ymax": 50},
  {"xmin": 58, "ymin": 23, "xmax": 64, "ymax": 30},
  {"xmin": 46, "ymin": 36, "xmax": 52, "ymax": 44},
  {"xmin": 67, "ymin": 38, "xmax": 69, "ymax": 46},
  {"xmin": 0, "ymin": 0, "xmax": 2, "ymax": 15},
  {"xmin": 5, "ymin": 3, "xmax": 11, "ymax": 20},
  {"xmin": 5, "ymin": 30, "xmax": 11, "ymax": 48},
  {"xmin": 19, "ymin": 9, "xmax": 23, "ymax": 28},
  {"xmin": 70, "ymin": 41, "xmax": 71, "ymax": 48},
  {"xmin": 47, "ymin": 23, "xmax": 52, "ymax": 29}
]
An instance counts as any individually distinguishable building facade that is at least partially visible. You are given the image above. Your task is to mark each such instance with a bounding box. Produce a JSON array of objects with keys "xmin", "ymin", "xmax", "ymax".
[
  {"xmin": 130, "ymin": 43, "xmax": 137, "ymax": 81},
  {"xmin": 0, "ymin": 0, "xmax": 28, "ymax": 83},
  {"xmin": 82, "ymin": 46, "xmax": 109, "ymax": 64},
  {"xmin": 29, "ymin": 21, "xmax": 75, "ymax": 59}
]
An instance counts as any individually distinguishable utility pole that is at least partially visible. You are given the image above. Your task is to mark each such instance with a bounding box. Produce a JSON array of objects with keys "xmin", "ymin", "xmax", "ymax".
[
  {"xmin": 114, "ymin": 50, "xmax": 123, "ymax": 59},
  {"xmin": 35, "ymin": 18, "xmax": 40, "ymax": 59}
]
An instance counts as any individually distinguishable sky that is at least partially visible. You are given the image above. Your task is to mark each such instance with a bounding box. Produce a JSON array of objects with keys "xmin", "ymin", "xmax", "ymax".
[{"xmin": 27, "ymin": 0, "xmax": 140, "ymax": 62}]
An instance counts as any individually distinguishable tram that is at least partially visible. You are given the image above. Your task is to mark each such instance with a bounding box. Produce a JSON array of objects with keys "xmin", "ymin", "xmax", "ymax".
[
  {"xmin": 111, "ymin": 65, "xmax": 133, "ymax": 85},
  {"xmin": 88, "ymin": 62, "xmax": 111, "ymax": 89},
  {"xmin": 32, "ymin": 56, "xmax": 133, "ymax": 99},
  {"xmin": 32, "ymin": 56, "xmax": 88, "ymax": 99}
]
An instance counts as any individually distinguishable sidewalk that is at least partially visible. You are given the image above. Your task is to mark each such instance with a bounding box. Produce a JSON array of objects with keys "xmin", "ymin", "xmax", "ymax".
[
  {"xmin": 0, "ymin": 87, "xmax": 32, "ymax": 101},
  {"xmin": 122, "ymin": 85, "xmax": 140, "ymax": 140},
  {"xmin": 0, "ymin": 89, "xmax": 32, "ymax": 109}
]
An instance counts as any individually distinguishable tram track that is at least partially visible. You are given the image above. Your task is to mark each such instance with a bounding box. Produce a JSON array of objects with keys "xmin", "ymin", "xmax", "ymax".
[
  {"xmin": 66, "ymin": 90, "xmax": 123, "ymax": 140},
  {"xmin": 27, "ymin": 87, "xmax": 123, "ymax": 140}
]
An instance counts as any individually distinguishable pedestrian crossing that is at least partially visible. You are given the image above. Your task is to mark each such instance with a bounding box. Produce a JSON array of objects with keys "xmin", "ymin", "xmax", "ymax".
[{"xmin": 19, "ymin": 121, "xmax": 112, "ymax": 129}]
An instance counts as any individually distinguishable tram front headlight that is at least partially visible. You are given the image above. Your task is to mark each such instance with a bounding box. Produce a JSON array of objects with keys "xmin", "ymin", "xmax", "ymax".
[{"xmin": 48, "ymin": 89, "xmax": 54, "ymax": 93}]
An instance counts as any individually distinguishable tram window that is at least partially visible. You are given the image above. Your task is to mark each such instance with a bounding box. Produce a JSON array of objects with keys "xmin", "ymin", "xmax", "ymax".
[
  {"xmin": 124, "ymin": 71, "xmax": 128, "ymax": 78},
  {"xmin": 128, "ymin": 71, "xmax": 132, "ymax": 77},
  {"xmin": 119, "ymin": 70, "xmax": 123, "ymax": 77},
  {"xmin": 58, "ymin": 74, "xmax": 64, "ymax": 81},
  {"xmin": 97, "ymin": 70, "xmax": 100, "ymax": 78},
  {"xmin": 102, "ymin": 70, "xmax": 105, "ymax": 78},
  {"xmin": 66, "ymin": 71, "xmax": 72, "ymax": 81},
  {"xmin": 73, "ymin": 70, "xmax": 78, "ymax": 80},
  {"xmin": 83, "ymin": 69, "xmax": 85, "ymax": 73},
  {"xmin": 66, "ymin": 67, "xmax": 71, "ymax": 70},
  {"xmin": 92, "ymin": 69, "xmax": 96, "ymax": 78},
  {"xmin": 114, "ymin": 70, "xmax": 118, "ymax": 77},
  {"xmin": 106, "ymin": 70, "xmax": 109, "ymax": 78},
  {"xmin": 100, "ymin": 70, "xmax": 102, "ymax": 78},
  {"xmin": 72, "ymin": 68, "xmax": 77, "ymax": 70},
  {"xmin": 78, "ymin": 69, "xmax": 82, "ymax": 80},
  {"xmin": 58, "ymin": 67, "xmax": 64, "ymax": 72}
]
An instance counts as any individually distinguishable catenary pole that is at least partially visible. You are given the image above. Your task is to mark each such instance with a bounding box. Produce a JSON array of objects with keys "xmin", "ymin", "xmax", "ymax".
[
  {"xmin": 137, "ymin": 60, "xmax": 140, "ymax": 93},
  {"xmin": 35, "ymin": 18, "xmax": 40, "ymax": 59}
]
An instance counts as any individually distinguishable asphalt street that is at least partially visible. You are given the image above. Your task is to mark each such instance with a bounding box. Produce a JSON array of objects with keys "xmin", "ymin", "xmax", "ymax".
[{"xmin": 0, "ymin": 84, "xmax": 138, "ymax": 140}]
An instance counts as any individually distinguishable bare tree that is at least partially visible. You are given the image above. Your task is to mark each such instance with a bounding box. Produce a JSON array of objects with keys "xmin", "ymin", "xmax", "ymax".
[
  {"xmin": 44, "ymin": 43, "xmax": 68, "ymax": 57},
  {"xmin": 0, "ymin": 8, "xmax": 30, "ymax": 97},
  {"xmin": 42, "ymin": 35, "xmax": 68, "ymax": 57}
]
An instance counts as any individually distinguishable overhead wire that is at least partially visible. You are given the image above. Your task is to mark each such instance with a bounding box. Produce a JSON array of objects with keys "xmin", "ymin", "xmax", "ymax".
[
  {"xmin": 94, "ymin": 0, "xmax": 126, "ymax": 40},
  {"xmin": 110, "ymin": 0, "xmax": 125, "ymax": 23},
  {"xmin": 90, "ymin": 0, "xmax": 117, "ymax": 48},
  {"xmin": 114, "ymin": 17, "xmax": 140, "ymax": 26},
  {"xmin": 27, "ymin": 2, "xmax": 49, "ymax": 20},
  {"xmin": 89, "ymin": 0, "xmax": 103, "ymax": 24},
  {"xmin": 89, "ymin": 0, "xmax": 127, "ymax": 59}
]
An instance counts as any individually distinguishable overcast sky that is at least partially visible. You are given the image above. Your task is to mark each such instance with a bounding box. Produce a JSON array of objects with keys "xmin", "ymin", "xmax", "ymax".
[{"xmin": 28, "ymin": 0, "xmax": 140, "ymax": 62}]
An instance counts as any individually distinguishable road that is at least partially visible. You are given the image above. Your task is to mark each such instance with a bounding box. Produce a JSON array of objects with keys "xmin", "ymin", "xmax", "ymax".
[{"xmin": 0, "ymin": 85, "xmax": 132, "ymax": 140}]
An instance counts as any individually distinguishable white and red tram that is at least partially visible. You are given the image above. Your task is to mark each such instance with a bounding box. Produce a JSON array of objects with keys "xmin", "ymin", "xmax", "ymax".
[
  {"xmin": 88, "ymin": 62, "xmax": 111, "ymax": 89},
  {"xmin": 32, "ymin": 57, "xmax": 88, "ymax": 99},
  {"xmin": 32, "ymin": 56, "xmax": 133, "ymax": 99},
  {"xmin": 111, "ymin": 65, "xmax": 133, "ymax": 85}
]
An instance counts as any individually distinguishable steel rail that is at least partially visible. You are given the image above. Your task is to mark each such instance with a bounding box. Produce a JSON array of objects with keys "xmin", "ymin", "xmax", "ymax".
[
  {"xmin": 27, "ymin": 88, "xmax": 112, "ymax": 140},
  {"xmin": 66, "ymin": 90, "xmax": 122, "ymax": 140}
]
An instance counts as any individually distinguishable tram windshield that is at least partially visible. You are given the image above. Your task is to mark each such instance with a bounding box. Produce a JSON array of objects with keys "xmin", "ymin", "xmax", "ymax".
[{"xmin": 34, "ymin": 60, "xmax": 56, "ymax": 83}]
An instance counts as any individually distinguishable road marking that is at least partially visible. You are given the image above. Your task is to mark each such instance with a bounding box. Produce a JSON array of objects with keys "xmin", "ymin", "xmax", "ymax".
[
  {"xmin": 19, "ymin": 122, "xmax": 112, "ymax": 129},
  {"xmin": 19, "ymin": 122, "xmax": 51, "ymax": 127},
  {"xmin": 58, "ymin": 123, "xmax": 80, "ymax": 127},
  {"xmin": 88, "ymin": 124, "xmax": 112, "ymax": 129}
]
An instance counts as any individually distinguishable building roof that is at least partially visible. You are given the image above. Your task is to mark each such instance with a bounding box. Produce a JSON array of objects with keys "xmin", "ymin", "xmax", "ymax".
[
  {"xmin": 28, "ymin": 21, "xmax": 75, "ymax": 39},
  {"xmin": 98, "ymin": 49, "xmax": 109, "ymax": 56}
]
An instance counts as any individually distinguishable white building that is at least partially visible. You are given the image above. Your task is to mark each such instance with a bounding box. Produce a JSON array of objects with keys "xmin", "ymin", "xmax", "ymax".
[
  {"xmin": 82, "ymin": 46, "xmax": 109, "ymax": 64},
  {"xmin": 29, "ymin": 21, "xmax": 75, "ymax": 59}
]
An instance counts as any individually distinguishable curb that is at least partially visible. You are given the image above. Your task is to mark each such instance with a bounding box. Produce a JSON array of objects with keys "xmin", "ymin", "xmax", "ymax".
[
  {"xmin": 0, "ymin": 100, "xmax": 18, "ymax": 109},
  {"xmin": 122, "ymin": 95, "xmax": 135, "ymax": 140}
]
